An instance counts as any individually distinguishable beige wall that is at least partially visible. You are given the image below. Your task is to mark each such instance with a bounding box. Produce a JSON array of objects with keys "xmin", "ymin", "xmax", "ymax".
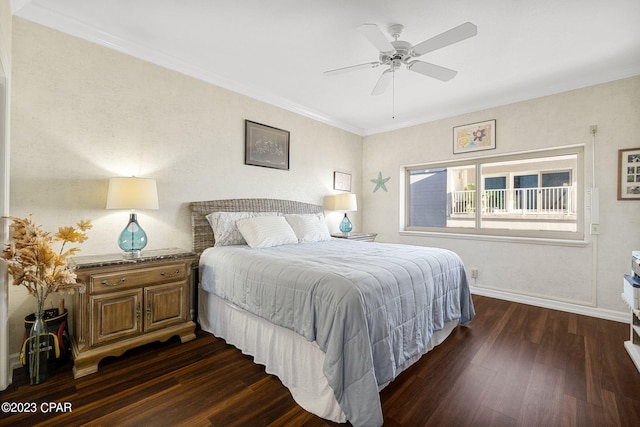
[
  {"xmin": 362, "ymin": 76, "xmax": 640, "ymax": 314},
  {"xmin": 0, "ymin": 0, "xmax": 10, "ymax": 390},
  {"xmin": 0, "ymin": 0, "xmax": 10, "ymax": 63},
  {"xmin": 8, "ymin": 18, "xmax": 363, "ymax": 355}
]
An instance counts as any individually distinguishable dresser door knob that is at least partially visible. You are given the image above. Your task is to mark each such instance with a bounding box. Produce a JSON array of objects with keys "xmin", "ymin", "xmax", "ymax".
[
  {"xmin": 101, "ymin": 277, "xmax": 126, "ymax": 286},
  {"xmin": 160, "ymin": 269, "xmax": 180, "ymax": 278}
]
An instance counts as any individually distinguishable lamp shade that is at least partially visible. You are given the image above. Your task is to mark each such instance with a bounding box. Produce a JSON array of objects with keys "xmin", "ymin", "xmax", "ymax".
[
  {"xmin": 106, "ymin": 177, "xmax": 159, "ymax": 210},
  {"xmin": 334, "ymin": 193, "xmax": 357, "ymax": 212}
]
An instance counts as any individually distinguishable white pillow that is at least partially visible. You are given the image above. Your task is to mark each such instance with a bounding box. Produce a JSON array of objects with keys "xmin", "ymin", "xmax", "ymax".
[
  {"xmin": 206, "ymin": 211, "xmax": 278, "ymax": 246},
  {"xmin": 236, "ymin": 216, "xmax": 298, "ymax": 248},
  {"xmin": 285, "ymin": 214, "xmax": 332, "ymax": 243}
]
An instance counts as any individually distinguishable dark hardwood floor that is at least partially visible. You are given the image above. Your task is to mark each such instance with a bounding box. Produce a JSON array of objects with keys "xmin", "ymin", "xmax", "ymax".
[{"xmin": 2, "ymin": 295, "xmax": 639, "ymax": 426}]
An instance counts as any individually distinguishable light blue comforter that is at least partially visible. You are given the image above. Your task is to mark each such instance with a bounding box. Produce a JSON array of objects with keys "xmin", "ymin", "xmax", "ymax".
[{"xmin": 199, "ymin": 239, "xmax": 474, "ymax": 427}]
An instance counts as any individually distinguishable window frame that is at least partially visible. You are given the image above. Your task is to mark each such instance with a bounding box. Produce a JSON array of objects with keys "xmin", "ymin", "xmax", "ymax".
[{"xmin": 402, "ymin": 145, "xmax": 585, "ymax": 241}]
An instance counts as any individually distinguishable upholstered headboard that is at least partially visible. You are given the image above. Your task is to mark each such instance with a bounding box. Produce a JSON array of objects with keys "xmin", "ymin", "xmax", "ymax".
[{"xmin": 190, "ymin": 198, "xmax": 324, "ymax": 254}]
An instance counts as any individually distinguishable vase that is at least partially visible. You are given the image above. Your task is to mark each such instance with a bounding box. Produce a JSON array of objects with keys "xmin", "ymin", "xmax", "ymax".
[
  {"xmin": 117, "ymin": 212, "xmax": 148, "ymax": 258},
  {"xmin": 28, "ymin": 311, "xmax": 49, "ymax": 385},
  {"xmin": 339, "ymin": 213, "xmax": 353, "ymax": 233}
]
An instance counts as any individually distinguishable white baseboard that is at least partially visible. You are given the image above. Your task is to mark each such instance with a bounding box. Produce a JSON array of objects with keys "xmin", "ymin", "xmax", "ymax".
[{"xmin": 470, "ymin": 286, "xmax": 628, "ymax": 323}]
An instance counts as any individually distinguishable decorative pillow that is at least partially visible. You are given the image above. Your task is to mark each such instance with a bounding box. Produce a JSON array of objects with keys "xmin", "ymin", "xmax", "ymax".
[
  {"xmin": 206, "ymin": 211, "xmax": 278, "ymax": 246},
  {"xmin": 236, "ymin": 216, "xmax": 298, "ymax": 248},
  {"xmin": 284, "ymin": 214, "xmax": 332, "ymax": 243}
]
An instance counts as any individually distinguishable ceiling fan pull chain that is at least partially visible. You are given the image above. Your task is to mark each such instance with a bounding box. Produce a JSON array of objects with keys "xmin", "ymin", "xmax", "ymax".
[{"xmin": 392, "ymin": 69, "xmax": 395, "ymax": 119}]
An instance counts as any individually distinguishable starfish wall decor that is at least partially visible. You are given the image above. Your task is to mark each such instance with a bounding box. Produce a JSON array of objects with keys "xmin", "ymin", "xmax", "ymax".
[{"xmin": 371, "ymin": 171, "xmax": 390, "ymax": 193}]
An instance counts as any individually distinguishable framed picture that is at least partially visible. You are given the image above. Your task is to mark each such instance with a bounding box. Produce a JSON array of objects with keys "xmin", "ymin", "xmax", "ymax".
[
  {"xmin": 617, "ymin": 147, "xmax": 640, "ymax": 200},
  {"xmin": 245, "ymin": 120, "xmax": 290, "ymax": 170},
  {"xmin": 453, "ymin": 119, "xmax": 496, "ymax": 154},
  {"xmin": 334, "ymin": 171, "xmax": 352, "ymax": 192}
]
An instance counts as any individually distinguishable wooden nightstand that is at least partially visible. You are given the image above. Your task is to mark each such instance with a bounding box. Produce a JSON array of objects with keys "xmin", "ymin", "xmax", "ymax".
[
  {"xmin": 331, "ymin": 232, "xmax": 377, "ymax": 242},
  {"xmin": 69, "ymin": 248, "xmax": 198, "ymax": 378}
]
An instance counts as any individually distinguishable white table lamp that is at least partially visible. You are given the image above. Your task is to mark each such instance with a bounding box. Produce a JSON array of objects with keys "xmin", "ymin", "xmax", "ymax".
[
  {"xmin": 106, "ymin": 177, "xmax": 159, "ymax": 257},
  {"xmin": 334, "ymin": 193, "xmax": 357, "ymax": 233}
]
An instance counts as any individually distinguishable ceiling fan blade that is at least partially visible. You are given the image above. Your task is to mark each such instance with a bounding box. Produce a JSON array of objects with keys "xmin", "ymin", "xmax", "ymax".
[
  {"xmin": 407, "ymin": 60, "xmax": 458, "ymax": 81},
  {"xmin": 323, "ymin": 61, "xmax": 381, "ymax": 76},
  {"xmin": 371, "ymin": 69, "xmax": 393, "ymax": 96},
  {"xmin": 357, "ymin": 24, "xmax": 395, "ymax": 53},
  {"xmin": 412, "ymin": 22, "xmax": 477, "ymax": 56}
]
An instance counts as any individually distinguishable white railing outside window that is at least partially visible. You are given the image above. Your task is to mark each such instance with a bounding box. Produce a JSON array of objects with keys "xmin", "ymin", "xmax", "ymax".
[{"xmin": 451, "ymin": 186, "xmax": 575, "ymax": 215}]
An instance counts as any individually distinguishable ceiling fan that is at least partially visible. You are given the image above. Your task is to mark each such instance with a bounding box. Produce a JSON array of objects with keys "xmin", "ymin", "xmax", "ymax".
[{"xmin": 324, "ymin": 22, "xmax": 477, "ymax": 95}]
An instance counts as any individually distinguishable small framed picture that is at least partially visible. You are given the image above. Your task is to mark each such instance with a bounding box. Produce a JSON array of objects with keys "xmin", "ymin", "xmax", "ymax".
[
  {"xmin": 617, "ymin": 147, "xmax": 640, "ymax": 200},
  {"xmin": 245, "ymin": 120, "xmax": 290, "ymax": 170},
  {"xmin": 453, "ymin": 119, "xmax": 496, "ymax": 154},
  {"xmin": 334, "ymin": 171, "xmax": 352, "ymax": 192}
]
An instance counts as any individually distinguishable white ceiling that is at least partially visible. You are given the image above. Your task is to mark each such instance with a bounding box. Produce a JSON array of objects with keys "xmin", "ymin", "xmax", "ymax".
[{"xmin": 12, "ymin": 0, "xmax": 640, "ymax": 136}]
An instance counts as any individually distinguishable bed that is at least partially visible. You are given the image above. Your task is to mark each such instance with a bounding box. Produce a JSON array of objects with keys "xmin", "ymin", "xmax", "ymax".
[{"xmin": 191, "ymin": 198, "xmax": 474, "ymax": 427}]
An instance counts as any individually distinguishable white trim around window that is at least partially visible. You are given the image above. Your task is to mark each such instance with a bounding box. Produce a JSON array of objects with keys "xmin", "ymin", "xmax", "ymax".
[{"xmin": 402, "ymin": 145, "xmax": 585, "ymax": 241}]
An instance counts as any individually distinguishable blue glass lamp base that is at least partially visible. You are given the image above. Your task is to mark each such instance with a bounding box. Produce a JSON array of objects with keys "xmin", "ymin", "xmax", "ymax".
[
  {"xmin": 339, "ymin": 213, "xmax": 353, "ymax": 233},
  {"xmin": 118, "ymin": 213, "xmax": 148, "ymax": 258}
]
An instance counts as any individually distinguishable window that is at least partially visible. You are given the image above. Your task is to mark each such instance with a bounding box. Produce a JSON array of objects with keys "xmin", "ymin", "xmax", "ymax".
[{"xmin": 404, "ymin": 146, "xmax": 583, "ymax": 240}]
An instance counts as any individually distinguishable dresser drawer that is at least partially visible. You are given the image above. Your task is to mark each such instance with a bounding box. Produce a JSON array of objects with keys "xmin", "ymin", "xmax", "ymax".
[{"xmin": 90, "ymin": 263, "xmax": 187, "ymax": 293}]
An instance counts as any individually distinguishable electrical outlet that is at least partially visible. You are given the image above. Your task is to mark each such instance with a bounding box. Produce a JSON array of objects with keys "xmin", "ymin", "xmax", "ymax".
[
  {"xmin": 470, "ymin": 268, "xmax": 479, "ymax": 279},
  {"xmin": 590, "ymin": 124, "xmax": 598, "ymax": 134}
]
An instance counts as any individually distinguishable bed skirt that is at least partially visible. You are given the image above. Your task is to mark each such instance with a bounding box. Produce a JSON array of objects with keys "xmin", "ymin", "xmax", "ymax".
[{"xmin": 198, "ymin": 285, "xmax": 458, "ymax": 423}]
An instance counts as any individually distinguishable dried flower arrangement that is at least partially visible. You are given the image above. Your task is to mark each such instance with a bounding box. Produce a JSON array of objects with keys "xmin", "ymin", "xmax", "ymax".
[{"xmin": 1, "ymin": 216, "xmax": 92, "ymax": 314}]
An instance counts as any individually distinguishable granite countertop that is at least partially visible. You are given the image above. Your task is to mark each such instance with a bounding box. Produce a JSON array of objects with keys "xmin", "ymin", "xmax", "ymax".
[{"xmin": 70, "ymin": 248, "xmax": 198, "ymax": 269}]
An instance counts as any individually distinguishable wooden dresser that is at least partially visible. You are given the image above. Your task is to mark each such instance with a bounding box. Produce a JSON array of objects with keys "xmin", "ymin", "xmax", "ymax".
[{"xmin": 70, "ymin": 248, "xmax": 198, "ymax": 378}]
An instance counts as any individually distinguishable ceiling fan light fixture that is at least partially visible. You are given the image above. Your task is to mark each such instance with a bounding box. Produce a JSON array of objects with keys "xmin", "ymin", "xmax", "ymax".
[
  {"xmin": 389, "ymin": 40, "xmax": 412, "ymax": 59},
  {"xmin": 324, "ymin": 21, "xmax": 477, "ymax": 94}
]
